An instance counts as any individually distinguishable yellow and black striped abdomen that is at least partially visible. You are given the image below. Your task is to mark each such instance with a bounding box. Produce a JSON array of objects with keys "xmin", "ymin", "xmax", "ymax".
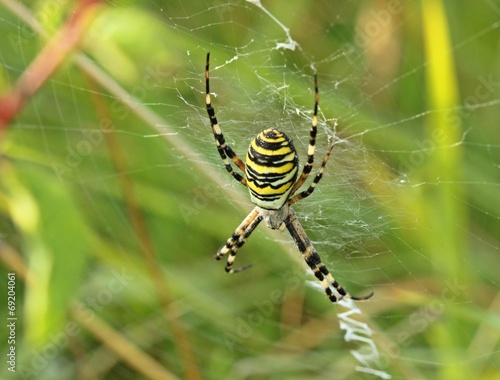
[{"xmin": 245, "ymin": 128, "xmax": 298, "ymax": 210}]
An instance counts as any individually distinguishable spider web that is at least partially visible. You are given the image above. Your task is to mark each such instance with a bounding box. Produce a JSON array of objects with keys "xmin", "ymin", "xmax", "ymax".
[{"xmin": 0, "ymin": 1, "xmax": 499, "ymax": 379}]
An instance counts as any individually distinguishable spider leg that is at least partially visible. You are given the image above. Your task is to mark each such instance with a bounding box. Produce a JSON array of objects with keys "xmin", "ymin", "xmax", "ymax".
[
  {"xmin": 205, "ymin": 52, "xmax": 247, "ymax": 186},
  {"xmin": 215, "ymin": 207, "xmax": 263, "ymax": 273},
  {"xmin": 284, "ymin": 209, "xmax": 373, "ymax": 303},
  {"xmin": 290, "ymin": 74, "xmax": 319, "ymax": 196},
  {"xmin": 288, "ymin": 144, "xmax": 333, "ymax": 206}
]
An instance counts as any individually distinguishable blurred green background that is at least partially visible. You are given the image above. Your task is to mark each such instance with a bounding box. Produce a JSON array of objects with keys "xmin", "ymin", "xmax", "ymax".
[{"xmin": 0, "ymin": 0, "xmax": 499, "ymax": 379}]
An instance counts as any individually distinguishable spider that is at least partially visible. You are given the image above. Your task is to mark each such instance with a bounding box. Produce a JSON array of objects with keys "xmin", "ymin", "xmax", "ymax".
[{"xmin": 204, "ymin": 52, "xmax": 373, "ymax": 303}]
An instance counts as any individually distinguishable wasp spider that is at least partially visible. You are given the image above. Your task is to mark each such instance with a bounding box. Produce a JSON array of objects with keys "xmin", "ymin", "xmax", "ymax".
[{"xmin": 204, "ymin": 53, "xmax": 373, "ymax": 303}]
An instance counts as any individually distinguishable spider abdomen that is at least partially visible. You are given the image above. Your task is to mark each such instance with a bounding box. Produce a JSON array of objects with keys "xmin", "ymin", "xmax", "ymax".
[{"xmin": 245, "ymin": 128, "xmax": 299, "ymax": 210}]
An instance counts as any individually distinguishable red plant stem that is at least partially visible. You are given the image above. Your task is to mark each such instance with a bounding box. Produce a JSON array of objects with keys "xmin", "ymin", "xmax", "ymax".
[{"xmin": 0, "ymin": 0, "xmax": 102, "ymax": 133}]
